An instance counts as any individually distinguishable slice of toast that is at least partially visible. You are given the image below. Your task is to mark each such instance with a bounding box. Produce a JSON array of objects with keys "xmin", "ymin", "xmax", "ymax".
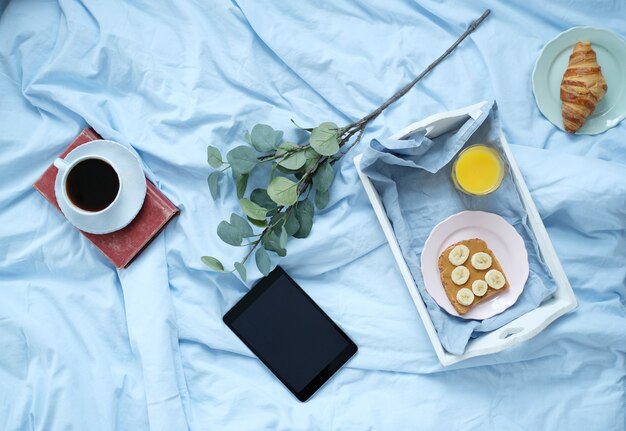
[{"xmin": 438, "ymin": 238, "xmax": 509, "ymax": 315}]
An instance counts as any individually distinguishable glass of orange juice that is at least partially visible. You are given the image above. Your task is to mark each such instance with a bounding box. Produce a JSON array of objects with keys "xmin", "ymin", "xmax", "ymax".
[{"xmin": 451, "ymin": 145, "xmax": 505, "ymax": 196}]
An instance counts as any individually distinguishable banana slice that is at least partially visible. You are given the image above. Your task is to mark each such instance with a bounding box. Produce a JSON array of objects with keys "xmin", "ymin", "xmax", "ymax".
[
  {"xmin": 451, "ymin": 265, "xmax": 470, "ymax": 285},
  {"xmin": 485, "ymin": 269, "xmax": 506, "ymax": 289},
  {"xmin": 448, "ymin": 244, "xmax": 470, "ymax": 266},
  {"xmin": 470, "ymin": 252, "xmax": 492, "ymax": 270},
  {"xmin": 456, "ymin": 288, "xmax": 475, "ymax": 306},
  {"xmin": 471, "ymin": 280, "xmax": 488, "ymax": 296}
]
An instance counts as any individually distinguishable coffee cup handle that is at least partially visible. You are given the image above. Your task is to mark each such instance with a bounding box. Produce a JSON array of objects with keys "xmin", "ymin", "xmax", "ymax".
[{"xmin": 53, "ymin": 158, "xmax": 69, "ymax": 171}]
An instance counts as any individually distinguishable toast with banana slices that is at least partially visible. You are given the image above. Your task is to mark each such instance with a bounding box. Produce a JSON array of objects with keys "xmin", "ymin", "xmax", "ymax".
[{"xmin": 438, "ymin": 238, "xmax": 509, "ymax": 315}]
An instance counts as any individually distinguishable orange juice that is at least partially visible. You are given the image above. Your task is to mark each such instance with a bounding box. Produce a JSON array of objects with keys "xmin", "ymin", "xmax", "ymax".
[{"xmin": 452, "ymin": 145, "xmax": 505, "ymax": 195}]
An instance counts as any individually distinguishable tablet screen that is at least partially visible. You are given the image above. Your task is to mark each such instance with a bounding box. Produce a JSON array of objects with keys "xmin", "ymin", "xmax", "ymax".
[{"xmin": 224, "ymin": 267, "xmax": 357, "ymax": 401}]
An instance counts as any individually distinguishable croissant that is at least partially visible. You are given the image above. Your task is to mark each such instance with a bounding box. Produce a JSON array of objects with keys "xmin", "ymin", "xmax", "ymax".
[{"xmin": 560, "ymin": 41, "xmax": 607, "ymax": 133}]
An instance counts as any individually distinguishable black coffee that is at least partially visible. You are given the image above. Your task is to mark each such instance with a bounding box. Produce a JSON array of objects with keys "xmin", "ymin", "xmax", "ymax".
[{"xmin": 66, "ymin": 158, "xmax": 120, "ymax": 212}]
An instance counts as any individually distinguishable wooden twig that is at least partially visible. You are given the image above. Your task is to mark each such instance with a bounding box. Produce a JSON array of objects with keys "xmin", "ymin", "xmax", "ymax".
[{"xmin": 341, "ymin": 9, "xmax": 491, "ymax": 141}]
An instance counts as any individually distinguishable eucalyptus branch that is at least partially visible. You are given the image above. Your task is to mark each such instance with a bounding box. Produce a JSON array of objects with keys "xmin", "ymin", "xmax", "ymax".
[
  {"xmin": 240, "ymin": 203, "xmax": 290, "ymax": 263},
  {"xmin": 338, "ymin": 9, "xmax": 491, "ymax": 154},
  {"xmin": 202, "ymin": 10, "xmax": 491, "ymax": 281},
  {"xmin": 258, "ymin": 144, "xmax": 310, "ymax": 162},
  {"xmin": 334, "ymin": 127, "xmax": 365, "ymax": 161},
  {"xmin": 241, "ymin": 236, "xmax": 263, "ymax": 264},
  {"xmin": 296, "ymin": 156, "xmax": 326, "ymax": 195}
]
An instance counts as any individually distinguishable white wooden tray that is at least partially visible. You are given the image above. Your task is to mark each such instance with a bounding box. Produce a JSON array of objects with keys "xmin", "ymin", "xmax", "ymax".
[{"xmin": 354, "ymin": 101, "xmax": 577, "ymax": 366}]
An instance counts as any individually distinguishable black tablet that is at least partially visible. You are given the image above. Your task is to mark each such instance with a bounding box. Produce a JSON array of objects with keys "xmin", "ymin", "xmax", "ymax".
[{"xmin": 223, "ymin": 266, "xmax": 357, "ymax": 401}]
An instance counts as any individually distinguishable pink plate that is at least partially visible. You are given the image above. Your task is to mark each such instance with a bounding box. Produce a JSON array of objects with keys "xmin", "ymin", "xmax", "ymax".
[{"xmin": 420, "ymin": 211, "xmax": 529, "ymax": 320}]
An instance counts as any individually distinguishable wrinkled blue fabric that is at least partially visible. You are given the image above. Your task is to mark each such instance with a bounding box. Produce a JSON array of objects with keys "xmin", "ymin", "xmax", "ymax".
[
  {"xmin": 360, "ymin": 101, "xmax": 558, "ymax": 354},
  {"xmin": 1, "ymin": 1, "xmax": 625, "ymax": 430}
]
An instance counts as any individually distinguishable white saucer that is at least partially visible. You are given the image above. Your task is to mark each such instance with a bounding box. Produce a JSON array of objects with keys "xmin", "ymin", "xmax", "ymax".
[{"xmin": 55, "ymin": 140, "xmax": 147, "ymax": 234}]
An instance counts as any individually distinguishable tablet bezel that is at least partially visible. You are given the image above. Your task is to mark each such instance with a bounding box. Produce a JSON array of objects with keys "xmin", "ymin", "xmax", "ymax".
[{"xmin": 223, "ymin": 266, "xmax": 358, "ymax": 402}]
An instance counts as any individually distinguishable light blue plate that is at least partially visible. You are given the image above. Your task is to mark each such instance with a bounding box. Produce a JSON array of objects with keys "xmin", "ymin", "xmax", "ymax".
[{"xmin": 532, "ymin": 27, "xmax": 626, "ymax": 135}]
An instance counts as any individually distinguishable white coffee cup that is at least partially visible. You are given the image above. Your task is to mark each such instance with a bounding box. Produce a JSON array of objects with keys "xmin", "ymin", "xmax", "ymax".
[{"xmin": 54, "ymin": 154, "xmax": 123, "ymax": 218}]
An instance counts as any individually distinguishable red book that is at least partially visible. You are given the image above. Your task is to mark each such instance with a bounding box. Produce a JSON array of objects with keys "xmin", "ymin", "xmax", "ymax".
[{"xmin": 34, "ymin": 128, "xmax": 179, "ymax": 268}]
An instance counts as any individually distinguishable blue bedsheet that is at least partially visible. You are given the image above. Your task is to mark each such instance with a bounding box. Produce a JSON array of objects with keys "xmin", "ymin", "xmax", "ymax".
[{"xmin": 1, "ymin": 1, "xmax": 624, "ymax": 430}]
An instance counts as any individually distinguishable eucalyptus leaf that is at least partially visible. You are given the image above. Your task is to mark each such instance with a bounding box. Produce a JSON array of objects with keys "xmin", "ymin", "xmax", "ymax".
[
  {"xmin": 207, "ymin": 171, "xmax": 220, "ymax": 199},
  {"xmin": 207, "ymin": 145, "xmax": 223, "ymax": 168},
  {"xmin": 244, "ymin": 131, "xmax": 252, "ymax": 145},
  {"xmin": 249, "ymin": 124, "xmax": 282, "ymax": 152},
  {"xmin": 236, "ymin": 174, "xmax": 248, "ymax": 199},
  {"xmin": 276, "ymin": 165, "xmax": 299, "ymax": 175},
  {"xmin": 267, "ymin": 177, "xmax": 298, "ymax": 206},
  {"xmin": 310, "ymin": 122, "xmax": 340, "ymax": 156},
  {"xmin": 312, "ymin": 160, "xmax": 334, "ymax": 193},
  {"xmin": 303, "ymin": 147, "xmax": 321, "ymax": 171},
  {"xmin": 262, "ymin": 230, "xmax": 287, "ymax": 257},
  {"xmin": 230, "ymin": 213, "xmax": 254, "ymax": 237},
  {"xmin": 276, "ymin": 142, "xmax": 306, "ymax": 170},
  {"xmin": 201, "ymin": 256, "xmax": 224, "ymax": 272},
  {"xmin": 248, "ymin": 216, "xmax": 267, "ymax": 228},
  {"xmin": 234, "ymin": 262, "xmax": 247, "ymax": 282},
  {"xmin": 294, "ymin": 199, "xmax": 314, "ymax": 238},
  {"xmin": 285, "ymin": 209, "xmax": 300, "ymax": 236},
  {"xmin": 217, "ymin": 220, "xmax": 243, "ymax": 246},
  {"xmin": 250, "ymin": 188, "xmax": 277, "ymax": 210},
  {"xmin": 315, "ymin": 189, "xmax": 330, "ymax": 209},
  {"xmin": 279, "ymin": 226, "xmax": 288, "ymax": 249},
  {"xmin": 226, "ymin": 145, "xmax": 258, "ymax": 176},
  {"xmin": 290, "ymin": 119, "xmax": 314, "ymax": 132},
  {"xmin": 240, "ymin": 198, "xmax": 267, "ymax": 221},
  {"xmin": 255, "ymin": 248, "xmax": 271, "ymax": 276},
  {"xmin": 270, "ymin": 212, "xmax": 286, "ymax": 228}
]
